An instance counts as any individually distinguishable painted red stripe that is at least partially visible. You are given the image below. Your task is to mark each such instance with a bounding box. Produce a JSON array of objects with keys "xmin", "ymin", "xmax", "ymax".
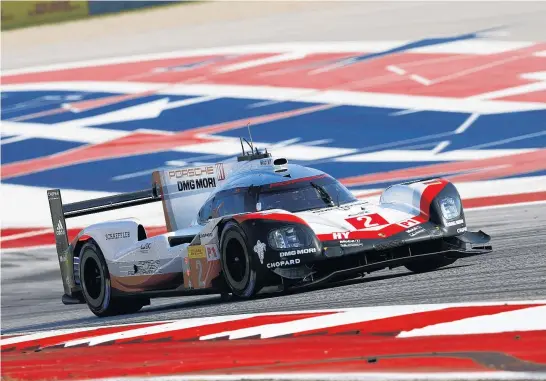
[
  {"xmin": 0, "ymin": 226, "xmax": 168, "ymax": 250},
  {"xmin": 498, "ymin": 89, "xmax": 546, "ymax": 103},
  {"xmin": 0, "ymin": 334, "xmax": 23, "ymax": 340},
  {"xmin": 8, "ymin": 107, "xmax": 68, "ymax": 122},
  {"xmin": 295, "ymin": 304, "xmax": 539, "ymax": 337},
  {"xmin": 227, "ymin": 357, "xmax": 489, "ymax": 374},
  {"xmin": 2, "ymin": 331, "xmax": 544, "ymax": 380},
  {"xmin": 114, "ymin": 312, "xmax": 335, "ymax": 344},
  {"xmin": 1, "ymin": 54, "xmax": 275, "ymax": 84},
  {"xmin": 1, "ymin": 228, "xmax": 44, "ymax": 237},
  {"xmin": 357, "ymin": 189, "xmax": 546, "ymax": 206},
  {"xmin": 1, "ymin": 228, "xmax": 81, "ymax": 249},
  {"xmin": 340, "ymin": 150, "xmax": 546, "ymax": 187},
  {"xmin": 462, "ymin": 191, "xmax": 546, "ymax": 208},
  {"xmin": 1, "ymin": 322, "xmax": 165, "ymax": 351}
]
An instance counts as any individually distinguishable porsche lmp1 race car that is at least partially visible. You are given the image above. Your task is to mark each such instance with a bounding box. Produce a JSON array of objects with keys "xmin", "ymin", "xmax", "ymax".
[{"xmin": 48, "ymin": 140, "xmax": 492, "ymax": 317}]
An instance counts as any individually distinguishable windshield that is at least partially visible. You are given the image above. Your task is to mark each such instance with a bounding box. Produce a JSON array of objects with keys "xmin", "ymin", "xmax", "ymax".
[
  {"xmin": 257, "ymin": 174, "xmax": 357, "ymax": 213},
  {"xmin": 198, "ymin": 174, "xmax": 357, "ymax": 223}
]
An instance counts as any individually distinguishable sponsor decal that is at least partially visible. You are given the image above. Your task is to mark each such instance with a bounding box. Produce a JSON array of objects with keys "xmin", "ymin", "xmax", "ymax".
[
  {"xmin": 378, "ymin": 232, "xmax": 386, "ymax": 238},
  {"xmin": 398, "ymin": 218, "xmax": 420, "ymax": 228},
  {"xmin": 260, "ymin": 158, "xmax": 272, "ymax": 166},
  {"xmin": 47, "ymin": 190, "xmax": 60, "ymax": 200},
  {"xmin": 169, "ymin": 166, "xmax": 215, "ymax": 179},
  {"xmin": 279, "ymin": 247, "xmax": 317, "ymax": 257},
  {"xmin": 340, "ymin": 239, "xmax": 363, "ymax": 248},
  {"xmin": 407, "ymin": 225, "xmax": 426, "ymax": 237},
  {"xmin": 267, "ymin": 258, "xmax": 301, "ymax": 268},
  {"xmin": 200, "ymin": 232, "xmax": 213, "ymax": 239},
  {"xmin": 216, "ymin": 163, "xmax": 226, "ymax": 181},
  {"xmin": 55, "ymin": 220, "xmax": 65, "ymax": 236},
  {"xmin": 140, "ymin": 242, "xmax": 152, "ymax": 253},
  {"xmin": 346, "ymin": 213, "xmax": 388, "ymax": 230},
  {"xmin": 205, "ymin": 244, "xmax": 220, "ymax": 261},
  {"xmin": 333, "ymin": 232, "xmax": 350, "ymax": 240},
  {"xmin": 457, "ymin": 226, "xmax": 468, "ymax": 234},
  {"xmin": 253, "ymin": 240, "xmax": 266, "ymax": 264},
  {"xmin": 130, "ymin": 260, "xmax": 161, "ymax": 275},
  {"xmin": 105, "ymin": 231, "xmax": 130, "ymax": 240},
  {"xmin": 188, "ymin": 245, "xmax": 206, "ymax": 259},
  {"xmin": 446, "ymin": 219, "xmax": 464, "ymax": 227},
  {"xmin": 177, "ymin": 177, "xmax": 216, "ymax": 191}
]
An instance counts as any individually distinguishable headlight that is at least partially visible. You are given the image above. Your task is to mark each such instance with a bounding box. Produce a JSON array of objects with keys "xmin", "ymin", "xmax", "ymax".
[
  {"xmin": 268, "ymin": 226, "xmax": 311, "ymax": 249},
  {"xmin": 439, "ymin": 196, "xmax": 461, "ymax": 220}
]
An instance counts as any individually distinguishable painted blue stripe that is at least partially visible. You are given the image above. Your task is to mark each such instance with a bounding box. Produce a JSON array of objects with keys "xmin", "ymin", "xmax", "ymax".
[
  {"xmin": 1, "ymin": 138, "xmax": 83, "ymax": 164},
  {"xmin": 219, "ymin": 106, "xmax": 466, "ymax": 151},
  {"xmin": 93, "ymin": 97, "xmax": 315, "ymax": 132},
  {"xmin": 339, "ymin": 30, "xmax": 488, "ymax": 65},
  {"xmin": 1, "ymin": 91, "xmax": 124, "ymax": 123}
]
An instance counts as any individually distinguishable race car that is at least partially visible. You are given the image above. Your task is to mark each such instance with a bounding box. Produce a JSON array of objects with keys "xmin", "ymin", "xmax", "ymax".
[{"xmin": 48, "ymin": 141, "xmax": 492, "ymax": 317}]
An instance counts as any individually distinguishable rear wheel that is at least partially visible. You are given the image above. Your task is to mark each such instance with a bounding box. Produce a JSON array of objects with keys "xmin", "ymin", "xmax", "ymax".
[
  {"xmin": 404, "ymin": 256, "xmax": 457, "ymax": 273},
  {"xmin": 220, "ymin": 223, "xmax": 261, "ymax": 298},
  {"xmin": 79, "ymin": 241, "xmax": 147, "ymax": 317}
]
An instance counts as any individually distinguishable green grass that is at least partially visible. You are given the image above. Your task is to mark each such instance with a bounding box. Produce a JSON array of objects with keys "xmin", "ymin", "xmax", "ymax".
[{"xmin": 1, "ymin": 1, "xmax": 201, "ymax": 32}]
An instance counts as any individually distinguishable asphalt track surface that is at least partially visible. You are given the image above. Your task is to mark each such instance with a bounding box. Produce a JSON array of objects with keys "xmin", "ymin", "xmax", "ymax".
[
  {"xmin": 3, "ymin": 203, "xmax": 546, "ymax": 334},
  {"xmin": 2, "ymin": 1, "xmax": 546, "ymax": 336},
  {"xmin": 3, "ymin": 2, "xmax": 546, "ymax": 69}
]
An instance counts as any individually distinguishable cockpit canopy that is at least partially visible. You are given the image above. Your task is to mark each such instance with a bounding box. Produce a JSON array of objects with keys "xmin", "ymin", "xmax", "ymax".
[{"xmin": 197, "ymin": 170, "xmax": 357, "ymax": 224}]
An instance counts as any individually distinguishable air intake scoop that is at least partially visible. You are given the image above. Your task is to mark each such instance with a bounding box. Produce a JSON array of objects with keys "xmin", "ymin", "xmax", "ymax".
[{"xmin": 273, "ymin": 158, "xmax": 288, "ymax": 173}]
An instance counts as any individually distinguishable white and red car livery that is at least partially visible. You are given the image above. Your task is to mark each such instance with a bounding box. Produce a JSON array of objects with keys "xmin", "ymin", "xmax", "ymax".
[{"xmin": 47, "ymin": 145, "xmax": 492, "ymax": 317}]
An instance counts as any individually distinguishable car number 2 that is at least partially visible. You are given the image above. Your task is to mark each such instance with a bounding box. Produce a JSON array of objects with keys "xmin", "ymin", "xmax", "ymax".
[{"xmin": 346, "ymin": 213, "xmax": 388, "ymax": 230}]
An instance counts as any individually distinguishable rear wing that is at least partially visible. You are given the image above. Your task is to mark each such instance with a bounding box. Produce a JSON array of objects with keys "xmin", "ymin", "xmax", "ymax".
[{"xmin": 46, "ymin": 185, "xmax": 162, "ymax": 297}]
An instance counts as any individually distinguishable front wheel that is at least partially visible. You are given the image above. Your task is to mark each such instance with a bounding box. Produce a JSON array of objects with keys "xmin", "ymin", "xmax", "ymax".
[
  {"xmin": 79, "ymin": 241, "xmax": 147, "ymax": 317},
  {"xmin": 404, "ymin": 256, "xmax": 457, "ymax": 274},
  {"xmin": 220, "ymin": 222, "xmax": 262, "ymax": 298}
]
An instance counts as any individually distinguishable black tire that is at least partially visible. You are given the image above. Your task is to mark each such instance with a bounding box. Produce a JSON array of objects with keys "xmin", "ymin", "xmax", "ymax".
[
  {"xmin": 220, "ymin": 222, "xmax": 261, "ymax": 298},
  {"xmin": 404, "ymin": 256, "xmax": 457, "ymax": 273},
  {"xmin": 79, "ymin": 240, "xmax": 146, "ymax": 317}
]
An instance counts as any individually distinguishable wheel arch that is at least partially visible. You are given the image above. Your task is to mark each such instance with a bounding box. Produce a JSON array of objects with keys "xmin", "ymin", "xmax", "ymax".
[
  {"xmin": 70, "ymin": 218, "xmax": 145, "ymax": 260},
  {"xmin": 70, "ymin": 219, "xmax": 147, "ymax": 289}
]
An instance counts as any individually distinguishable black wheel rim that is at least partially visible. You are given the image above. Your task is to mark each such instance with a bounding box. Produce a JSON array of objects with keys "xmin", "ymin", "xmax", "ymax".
[
  {"xmin": 224, "ymin": 237, "xmax": 249, "ymax": 290},
  {"xmin": 83, "ymin": 256, "xmax": 103, "ymax": 302}
]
